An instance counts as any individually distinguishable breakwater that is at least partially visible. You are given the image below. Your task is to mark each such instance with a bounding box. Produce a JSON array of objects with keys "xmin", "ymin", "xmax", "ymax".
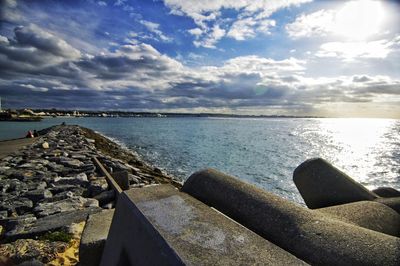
[{"xmin": 0, "ymin": 124, "xmax": 175, "ymax": 264}]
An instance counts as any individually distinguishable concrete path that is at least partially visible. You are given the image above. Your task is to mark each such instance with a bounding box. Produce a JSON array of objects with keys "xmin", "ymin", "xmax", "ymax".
[{"xmin": 0, "ymin": 138, "xmax": 36, "ymax": 159}]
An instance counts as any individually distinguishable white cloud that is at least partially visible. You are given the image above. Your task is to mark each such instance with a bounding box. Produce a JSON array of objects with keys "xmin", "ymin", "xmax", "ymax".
[
  {"xmin": 286, "ymin": 9, "xmax": 334, "ymax": 38},
  {"xmin": 227, "ymin": 18, "xmax": 275, "ymax": 41},
  {"xmin": 194, "ymin": 25, "xmax": 225, "ymax": 49},
  {"xmin": 20, "ymin": 83, "xmax": 49, "ymax": 92},
  {"xmin": 317, "ymin": 40, "xmax": 392, "ymax": 60},
  {"xmin": 140, "ymin": 20, "xmax": 172, "ymax": 42},
  {"xmin": 188, "ymin": 28, "xmax": 203, "ymax": 36},
  {"xmin": 0, "ymin": 35, "xmax": 9, "ymax": 45},
  {"xmin": 98, "ymin": 1, "xmax": 107, "ymax": 7},
  {"xmin": 163, "ymin": 0, "xmax": 311, "ymax": 47}
]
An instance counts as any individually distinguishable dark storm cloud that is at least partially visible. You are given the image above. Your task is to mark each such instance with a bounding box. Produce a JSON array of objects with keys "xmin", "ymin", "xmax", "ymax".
[{"xmin": 13, "ymin": 25, "xmax": 80, "ymax": 58}]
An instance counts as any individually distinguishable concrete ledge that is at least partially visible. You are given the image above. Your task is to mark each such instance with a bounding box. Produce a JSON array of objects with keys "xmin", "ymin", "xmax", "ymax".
[
  {"xmin": 100, "ymin": 184, "xmax": 306, "ymax": 265},
  {"xmin": 79, "ymin": 209, "xmax": 115, "ymax": 266},
  {"xmin": 182, "ymin": 168, "xmax": 400, "ymax": 266},
  {"xmin": 293, "ymin": 158, "xmax": 378, "ymax": 209}
]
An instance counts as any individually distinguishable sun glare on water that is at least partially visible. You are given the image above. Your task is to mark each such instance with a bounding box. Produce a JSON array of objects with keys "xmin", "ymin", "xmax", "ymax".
[
  {"xmin": 316, "ymin": 118, "xmax": 396, "ymax": 188},
  {"xmin": 333, "ymin": 0, "xmax": 384, "ymax": 40}
]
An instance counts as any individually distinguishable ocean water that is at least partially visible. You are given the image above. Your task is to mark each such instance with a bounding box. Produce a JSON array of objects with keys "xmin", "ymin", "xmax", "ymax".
[{"xmin": 1, "ymin": 117, "xmax": 399, "ymax": 203}]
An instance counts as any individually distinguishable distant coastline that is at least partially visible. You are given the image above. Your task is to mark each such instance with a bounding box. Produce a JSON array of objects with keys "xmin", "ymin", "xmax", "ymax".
[{"xmin": 0, "ymin": 108, "xmax": 323, "ymax": 119}]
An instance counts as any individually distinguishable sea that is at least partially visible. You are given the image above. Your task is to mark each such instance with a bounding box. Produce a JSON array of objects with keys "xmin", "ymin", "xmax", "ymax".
[{"xmin": 1, "ymin": 117, "xmax": 399, "ymax": 204}]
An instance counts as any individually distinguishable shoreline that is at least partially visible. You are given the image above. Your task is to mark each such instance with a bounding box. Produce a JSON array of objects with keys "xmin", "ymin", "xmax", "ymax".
[{"xmin": 0, "ymin": 124, "xmax": 179, "ymax": 264}]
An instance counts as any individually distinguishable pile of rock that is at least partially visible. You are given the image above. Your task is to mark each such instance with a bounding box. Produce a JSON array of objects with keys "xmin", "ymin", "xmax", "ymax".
[{"xmin": 0, "ymin": 125, "xmax": 175, "ymax": 264}]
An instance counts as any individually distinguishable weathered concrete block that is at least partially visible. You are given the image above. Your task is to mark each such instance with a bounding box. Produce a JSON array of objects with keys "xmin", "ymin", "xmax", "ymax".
[
  {"xmin": 182, "ymin": 168, "xmax": 400, "ymax": 266},
  {"xmin": 100, "ymin": 185, "xmax": 305, "ymax": 266},
  {"xmin": 316, "ymin": 201, "xmax": 400, "ymax": 237},
  {"xmin": 293, "ymin": 158, "xmax": 378, "ymax": 209},
  {"xmin": 111, "ymin": 171, "xmax": 129, "ymax": 190},
  {"xmin": 372, "ymin": 187, "xmax": 400, "ymax": 198},
  {"xmin": 374, "ymin": 197, "xmax": 400, "ymax": 214},
  {"xmin": 79, "ymin": 209, "xmax": 115, "ymax": 266}
]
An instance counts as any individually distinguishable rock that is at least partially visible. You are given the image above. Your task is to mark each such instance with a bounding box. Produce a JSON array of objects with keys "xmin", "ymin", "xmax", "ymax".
[
  {"xmin": 38, "ymin": 191, "xmax": 75, "ymax": 203},
  {"xmin": 42, "ymin": 142, "xmax": 49, "ymax": 149},
  {"xmin": 49, "ymin": 185, "xmax": 87, "ymax": 197},
  {"xmin": 372, "ymin": 187, "xmax": 400, "ymax": 198},
  {"xmin": 89, "ymin": 178, "xmax": 108, "ymax": 196},
  {"xmin": 0, "ymin": 197, "xmax": 33, "ymax": 215},
  {"xmin": 153, "ymin": 167, "xmax": 163, "ymax": 174},
  {"xmin": 0, "ymin": 239, "xmax": 68, "ymax": 264},
  {"xmin": 94, "ymin": 190, "xmax": 115, "ymax": 206},
  {"xmin": 5, "ymin": 207, "xmax": 102, "ymax": 241},
  {"xmin": 59, "ymin": 158, "xmax": 83, "ymax": 168},
  {"xmin": 34, "ymin": 197, "xmax": 97, "ymax": 217},
  {"xmin": 83, "ymin": 198, "xmax": 99, "ymax": 208},
  {"xmin": 71, "ymin": 153, "xmax": 87, "ymax": 160},
  {"xmin": 293, "ymin": 158, "xmax": 378, "ymax": 209},
  {"xmin": 0, "ymin": 210, "xmax": 8, "ymax": 219},
  {"xmin": 0, "ymin": 214, "xmax": 37, "ymax": 231},
  {"xmin": 53, "ymin": 175, "xmax": 88, "ymax": 187},
  {"xmin": 79, "ymin": 210, "xmax": 115, "ymax": 266},
  {"xmin": 17, "ymin": 163, "xmax": 37, "ymax": 169},
  {"xmin": 23, "ymin": 189, "xmax": 53, "ymax": 203},
  {"xmin": 128, "ymin": 174, "xmax": 141, "ymax": 184},
  {"xmin": 46, "ymin": 162, "xmax": 65, "ymax": 173}
]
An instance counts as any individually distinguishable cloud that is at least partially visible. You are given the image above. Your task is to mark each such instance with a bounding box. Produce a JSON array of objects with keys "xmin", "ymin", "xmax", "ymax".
[
  {"xmin": 163, "ymin": 0, "xmax": 311, "ymax": 48},
  {"xmin": 188, "ymin": 28, "xmax": 203, "ymax": 37},
  {"xmin": 1, "ymin": 24, "xmax": 399, "ymax": 117},
  {"xmin": 0, "ymin": 0, "xmax": 21, "ymax": 23},
  {"xmin": 316, "ymin": 40, "xmax": 393, "ymax": 60},
  {"xmin": 13, "ymin": 25, "xmax": 81, "ymax": 59},
  {"xmin": 227, "ymin": 18, "xmax": 275, "ymax": 41},
  {"xmin": 286, "ymin": 1, "xmax": 385, "ymax": 40},
  {"xmin": 0, "ymin": 25, "xmax": 82, "ymax": 79},
  {"xmin": 286, "ymin": 9, "xmax": 334, "ymax": 39},
  {"xmin": 193, "ymin": 24, "xmax": 225, "ymax": 48},
  {"xmin": 140, "ymin": 20, "xmax": 172, "ymax": 42}
]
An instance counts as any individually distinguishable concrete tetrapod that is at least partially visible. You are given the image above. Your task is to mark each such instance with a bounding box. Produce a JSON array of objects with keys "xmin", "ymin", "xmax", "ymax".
[
  {"xmin": 182, "ymin": 169, "xmax": 400, "ymax": 266},
  {"xmin": 315, "ymin": 201, "xmax": 400, "ymax": 237},
  {"xmin": 293, "ymin": 158, "xmax": 378, "ymax": 209}
]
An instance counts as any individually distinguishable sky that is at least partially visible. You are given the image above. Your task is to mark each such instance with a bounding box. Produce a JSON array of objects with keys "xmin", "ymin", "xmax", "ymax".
[{"xmin": 0, "ymin": 0, "xmax": 399, "ymax": 118}]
